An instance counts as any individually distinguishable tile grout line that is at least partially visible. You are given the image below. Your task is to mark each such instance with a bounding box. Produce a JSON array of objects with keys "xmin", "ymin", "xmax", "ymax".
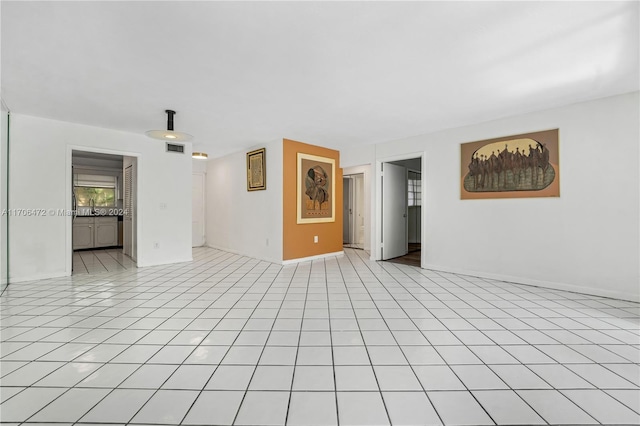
[
  {"xmin": 335, "ymin": 252, "xmax": 411, "ymax": 426},
  {"xmin": 1, "ymin": 246, "xmax": 638, "ymax": 425},
  {"xmin": 354, "ymin": 250, "xmax": 622, "ymax": 424},
  {"xmin": 179, "ymin": 260, "xmax": 292, "ymax": 425},
  {"xmin": 282, "ymin": 261, "xmax": 312, "ymax": 426},
  {"xmin": 324, "ymin": 258, "xmax": 341, "ymax": 426},
  {"xmin": 16, "ymin": 250, "xmax": 259, "ymax": 424}
]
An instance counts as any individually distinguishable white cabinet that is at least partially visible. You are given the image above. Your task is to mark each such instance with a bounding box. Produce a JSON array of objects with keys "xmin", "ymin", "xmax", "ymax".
[
  {"xmin": 73, "ymin": 217, "xmax": 94, "ymax": 250},
  {"xmin": 73, "ymin": 216, "xmax": 118, "ymax": 250},
  {"xmin": 95, "ymin": 217, "xmax": 118, "ymax": 247}
]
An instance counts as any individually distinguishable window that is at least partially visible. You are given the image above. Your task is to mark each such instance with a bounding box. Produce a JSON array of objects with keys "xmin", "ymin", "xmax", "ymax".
[
  {"xmin": 74, "ymin": 174, "xmax": 117, "ymax": 207},
  {"xmin": 408, "ymin": 171, "xmax": 421, "ymax": 206},
  {"xmin": 74, "ymin": 187, "xmax": 116, "ymax": 207}
]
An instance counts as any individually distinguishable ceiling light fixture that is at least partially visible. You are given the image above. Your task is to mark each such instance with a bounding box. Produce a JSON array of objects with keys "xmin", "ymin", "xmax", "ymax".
[
  {"xmin": 192, "ymin": 152, "xmax": 208, "ymax": 160},
  {"xmin": 146, "ymin": 109, "xmax": 193, "ymax": 142}
]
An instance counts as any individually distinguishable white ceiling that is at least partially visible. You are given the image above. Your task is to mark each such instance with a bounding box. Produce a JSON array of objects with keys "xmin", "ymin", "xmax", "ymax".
[{"xmin": 2, "ymin": 1, "xmax": 638, "ymax": 157}]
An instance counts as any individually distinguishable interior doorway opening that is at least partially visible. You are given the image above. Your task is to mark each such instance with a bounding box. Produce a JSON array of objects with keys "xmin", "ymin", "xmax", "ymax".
[
  {"xmin": 71, "ymin": 150, "xmax": 137, "ymax": 275},
  {"xmin": 343, "ymin": 173, "xmax": 365, "ymax": 249},
  {"xmin": 381, "ymin": 156, "xmax": 422, "ymax": 268}
]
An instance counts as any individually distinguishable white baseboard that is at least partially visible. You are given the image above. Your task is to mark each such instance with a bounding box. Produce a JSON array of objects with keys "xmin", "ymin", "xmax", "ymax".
[
  {"xmin": 207, "ymin": 245, "xmax": 346, "ymax": 266},
  {"xmin": 422, "ymin": 263, "xmax": 640, "ymax": 303},
  {"xmin": 282, "ymin": 251, "xmax": 345, "ymax": 265},
  {"xmin": 137, "ymin": 257, "xmax": 193, "ymax": 268},
  {"xmin": 206, "ymin": 244, "xmax": 282, "ymax": 265},
  {"xmin": 8, "ymin": 270, "xmax": 70, "ymax": 284}
]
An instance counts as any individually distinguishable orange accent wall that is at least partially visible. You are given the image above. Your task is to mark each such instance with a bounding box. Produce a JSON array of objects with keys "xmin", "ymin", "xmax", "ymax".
[{"xmin": 283, "ymin": 139, "xmax": 343, "ymax": 261}]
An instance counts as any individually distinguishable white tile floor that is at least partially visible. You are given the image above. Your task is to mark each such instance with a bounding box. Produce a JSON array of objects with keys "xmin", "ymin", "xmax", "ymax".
[
  {"xmin": 1, "ymin": 247, "xmax": 639, "ymax": 425},
  {"xmin": 73, "ymin": 248, "xmax": 135, "ymax": 275}
]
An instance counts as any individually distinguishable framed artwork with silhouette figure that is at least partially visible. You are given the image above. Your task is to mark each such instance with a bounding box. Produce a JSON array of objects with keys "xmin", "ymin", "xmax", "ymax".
[{"xmin": 297, "ymin": 152, "xmax": 335, "ymax": 223}]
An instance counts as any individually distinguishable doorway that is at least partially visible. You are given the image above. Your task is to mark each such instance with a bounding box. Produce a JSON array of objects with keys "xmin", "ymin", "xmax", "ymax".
[
  {"xmin": 381, "ymin": 156, "xmax": 422, "ymax": 267},
  {"xmin": 71, "ymin": 150, "xmax": 137, "ymax": 275},
  {"xmin": 343, "ymin": 173, "xmax": 364, "ymax": 249}
]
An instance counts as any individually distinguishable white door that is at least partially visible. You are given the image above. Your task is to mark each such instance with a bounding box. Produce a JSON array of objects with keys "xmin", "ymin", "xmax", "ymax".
[
  {"xmin": 192, "ymin": 173, "xmax": 205, "ymax": 247},
  {"xmin": 382, "ymin": 163, "xmax": 408, "ymax": 260},
  {"xmin": 123, "ymin": 164, "xmax": 132, "ymax": 257}
]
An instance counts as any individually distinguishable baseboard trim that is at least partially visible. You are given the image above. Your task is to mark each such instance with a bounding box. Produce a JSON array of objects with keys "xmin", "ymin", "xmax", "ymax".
[
  {"xmin": 137, "ymin": 257, "xmax": 193, "ymax": 268},
  {"xmin": 282, "ymin": 251, "xmax": 345, "ymax": 265},
  {"xmin": 206, "ymin": 245, "xmax": 346, "ymax": 266},
  {"xmin": 206, "ymin": 244, "xmax": 282, "ymax": 265},
  {"xmin": 422, "ymin": 263, "xmax": 640, "ymax": 303},
  {"xmin": 8, "ymin": 270, "xmax": 70, "ymax": 284}
]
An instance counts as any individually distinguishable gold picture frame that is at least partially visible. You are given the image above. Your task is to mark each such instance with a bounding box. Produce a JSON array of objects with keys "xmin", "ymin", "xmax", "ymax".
[
  {"xmin": 247, "ymin": 148, "xmax": 266, "ymax": 191},
  {"xmin": 297, "ymin": 152, "xmax": 335, "ymax": 224}
]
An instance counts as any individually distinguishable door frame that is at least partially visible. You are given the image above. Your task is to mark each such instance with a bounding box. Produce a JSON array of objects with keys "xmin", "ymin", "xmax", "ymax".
[
  {"xmin": 351, "ymin": 173, "xmax": 365, "ymax": 248},
  {"xmin": 375, "ymin": 152, "xmax": 424, "ymax": 266},
  {"xmin": 343, "ymin": 165, "xmax": 371, "ymax": 252},
  {"xmin": 66, "ymin": 146, "xmax": 141, "ymax": 276},
  {"xmin": 342, "ymin": 176, "xmax": 354, "ymax": 245}
]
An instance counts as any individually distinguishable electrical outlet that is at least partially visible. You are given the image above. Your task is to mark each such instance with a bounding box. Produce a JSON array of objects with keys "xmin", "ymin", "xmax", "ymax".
[
  {"xmin": 153, "ymin": 242, "xmax": 160, "ymax": 249},
  {"xmin": 314, "ymin": 236, "xmax": 318, "ymax": 243},
  {"xmin": 160, "ymin": 203, "xmax": 167, "ymax": 210},
  {"xmin": 266, "ymin": 238, "xmax": 269, "ymax": 246}
]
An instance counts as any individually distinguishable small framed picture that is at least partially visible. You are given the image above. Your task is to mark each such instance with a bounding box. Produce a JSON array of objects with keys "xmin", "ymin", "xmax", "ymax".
[{"xmin": 247, "ymin": 148, "xmax": 266, "ymax": 191}]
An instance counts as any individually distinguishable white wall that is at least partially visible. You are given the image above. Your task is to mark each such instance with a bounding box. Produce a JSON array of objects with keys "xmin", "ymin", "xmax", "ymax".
[
  {"xmin": 192, "ymin": 158, "xmax": 208, "ymax": 247},
  {"xmin": 192, "ymin": 158, "xmax": 208, "ymax": 174},
  {"xmin": 8, "ymin": 114, "xmax": 193, "ymax": 282},
  {"xmin": 206, "ymin": 139, "xmax": 283, "ymax": 263},
  {"xmin": 341, "ymin": 144, "xmax": 376, "ymax": 170},
  {"xmin": 373, "ymin": 92, "xmax": 640, "ymax": 302}
]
